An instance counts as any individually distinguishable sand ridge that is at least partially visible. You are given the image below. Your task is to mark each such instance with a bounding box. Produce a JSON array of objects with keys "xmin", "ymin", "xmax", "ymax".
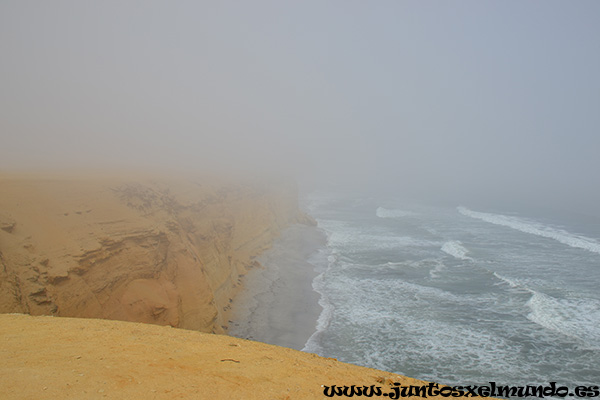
[{"xmin": 0, "ymin": 314, "xmax": 447, "ymax": 400}]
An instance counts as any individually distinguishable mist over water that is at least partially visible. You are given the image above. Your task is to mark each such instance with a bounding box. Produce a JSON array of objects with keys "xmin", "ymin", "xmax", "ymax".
[
  {"xmin": 1, "ymin": 1, "xmax": 600, "ymax": 217},
  {"xmin": 2, "ymin": 0, "xmax": 600, "ymax": 388}
]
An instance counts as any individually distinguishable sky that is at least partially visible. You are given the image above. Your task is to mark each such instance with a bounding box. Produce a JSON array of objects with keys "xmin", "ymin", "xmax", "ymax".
[{"xmin": 1, "ymin": 1, "xmax": 599, "ymax": 214}]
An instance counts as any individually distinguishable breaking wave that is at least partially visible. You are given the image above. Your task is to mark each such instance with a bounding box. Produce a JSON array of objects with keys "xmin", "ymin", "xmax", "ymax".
[
  {"xmin": 441, "ymin": 241, "xmax": 471, "ymax": 260},
  {"xmin": 527, "ymin": 291, "xmax": 600, "ymax": 347},
  {"xmin": 458, "ymin": 206, "xmax": 600, "ymax": 255}
]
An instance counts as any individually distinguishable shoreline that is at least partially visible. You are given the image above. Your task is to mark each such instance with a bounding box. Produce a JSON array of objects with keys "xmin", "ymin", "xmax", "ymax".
[{"xmin": 228, "ymin": 223, "xmax": 326, "ymax": 351}]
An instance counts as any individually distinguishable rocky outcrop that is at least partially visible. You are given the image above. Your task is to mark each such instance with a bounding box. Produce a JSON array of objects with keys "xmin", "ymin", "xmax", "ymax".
[{"xmin": 0, "ymin": 174, "xmax": 306, "ymax": 333}]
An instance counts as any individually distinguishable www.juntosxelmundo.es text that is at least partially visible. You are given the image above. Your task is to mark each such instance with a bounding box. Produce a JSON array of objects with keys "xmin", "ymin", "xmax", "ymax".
[{"xmin": 322, "ymin": 382, "xmax": 600, "ymax": 398}]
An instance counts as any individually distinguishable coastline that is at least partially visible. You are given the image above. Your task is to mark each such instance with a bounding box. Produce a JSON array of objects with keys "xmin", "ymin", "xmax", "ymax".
[
  {"xmin": 0, "ymin": 176, "xmax": 466, "ymax": 398},
  {"xmin": 0, "ymin": 172, "xmax": 302, "ymax": 333},
  {"xmin": 228, "ymin": 223, "xmax": 326, "ymax": 351}
]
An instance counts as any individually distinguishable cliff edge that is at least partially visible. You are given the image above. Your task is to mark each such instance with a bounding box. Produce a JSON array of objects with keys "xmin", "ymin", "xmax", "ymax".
[
  {"xmin": 0, "ymin": 314, "xmax": 446, "ymax": 400},
  {"xmin": 0, "ymin": 173, "xmax": 306, "ymax": 333}
]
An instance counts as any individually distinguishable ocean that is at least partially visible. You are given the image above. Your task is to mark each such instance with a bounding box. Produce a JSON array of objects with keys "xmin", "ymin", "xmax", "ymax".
[{"xmin": 301, "ymin": 192, "xmax": 600, "ymax": 388}]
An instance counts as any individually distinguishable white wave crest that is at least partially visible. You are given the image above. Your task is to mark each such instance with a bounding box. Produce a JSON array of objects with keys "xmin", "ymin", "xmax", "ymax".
[
  {"xmin": 492, "ymin": 272, "xmax": 521, "ymax": 288},
  {"xmin": 376, "ymin": 207, "xmax": 415, "ymax": 218},
  {"xmin": 302, "ymin": 248, "xmax": 336, "ymax": 354},
  {"xmin": 458, "ymin": 206, "xmax": 600, "ymax": 255},
  {"xmin": 526, "ymin": 291, "xmax": 600, "ymax": 347},
  {"xmin": 302, "ymin": 271, "xmax": 335, "ymax": 354},
  {"xmin": 429, "ymin": 260, "xmax": 446, "ymax": 279},
  {"xmin": 441, "ymin": 240, "xmax": 471, "ymax": 260},
  {"xmin": 319, "ymin": 219, "xmax": 435, "ymax": 251}
]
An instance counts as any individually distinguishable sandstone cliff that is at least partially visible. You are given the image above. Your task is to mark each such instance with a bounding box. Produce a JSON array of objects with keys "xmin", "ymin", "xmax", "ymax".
[{"xmin": 0, "ymin": 173, "xmax": 308, "ymax": 333}]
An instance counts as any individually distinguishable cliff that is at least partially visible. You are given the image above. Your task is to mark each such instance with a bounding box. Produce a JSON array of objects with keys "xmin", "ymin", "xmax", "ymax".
[{"xmin": 0, "ymin": 173, "xmax": 308, "ymax": 333}]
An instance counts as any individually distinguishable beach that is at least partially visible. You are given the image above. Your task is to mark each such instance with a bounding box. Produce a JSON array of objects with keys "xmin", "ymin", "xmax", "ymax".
[{"xmin": 228, "ymin": 224, "xmax": 326, "ymax": 351}]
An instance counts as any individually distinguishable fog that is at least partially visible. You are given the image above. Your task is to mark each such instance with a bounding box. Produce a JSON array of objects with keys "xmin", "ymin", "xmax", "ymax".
[{"xmin": 1, "ymin": 1, "xmax": 599, "ymax": 214}]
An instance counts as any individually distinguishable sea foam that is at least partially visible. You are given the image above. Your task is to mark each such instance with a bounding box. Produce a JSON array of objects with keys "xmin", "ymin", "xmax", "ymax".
[
  {"xmin": 458, "ymin": 206, "xmax": 600, "ymax": 255},
  {"xmin": 302, "ymin": 247, "xmax": 336, "ymax": 354},
  {"xmin": 526, "ymin": 291, "xmax": 600, "ymax": 348},
  {"xmin": 441, "ymin": 240, "xmax": 471, "ymax": 260},
  {"xmin": 493, "ymin": 272, "xmax": 521, "ymax": 289}
]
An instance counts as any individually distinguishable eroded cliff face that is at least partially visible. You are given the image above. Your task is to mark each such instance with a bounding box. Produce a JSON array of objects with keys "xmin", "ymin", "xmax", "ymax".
[{"xmin": 0, "ymin": 174, "xmax": 309, "ymax": 333}]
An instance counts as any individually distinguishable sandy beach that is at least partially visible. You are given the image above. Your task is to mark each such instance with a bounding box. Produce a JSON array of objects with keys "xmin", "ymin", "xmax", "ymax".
[{"xmin": 228, "ymin": 224, "xmax": 326, "ymax": 350}]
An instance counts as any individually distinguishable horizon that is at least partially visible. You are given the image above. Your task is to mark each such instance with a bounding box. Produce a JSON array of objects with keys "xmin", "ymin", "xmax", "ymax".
[{"xmin": 2, "ymin": 1, "xmax": 599, "ymax": 216}]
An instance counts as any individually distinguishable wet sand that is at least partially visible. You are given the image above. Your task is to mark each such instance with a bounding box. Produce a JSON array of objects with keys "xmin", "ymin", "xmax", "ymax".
[{"xmin": 228, "ymin": 224, "xmax": 326, "ymax": 350}]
